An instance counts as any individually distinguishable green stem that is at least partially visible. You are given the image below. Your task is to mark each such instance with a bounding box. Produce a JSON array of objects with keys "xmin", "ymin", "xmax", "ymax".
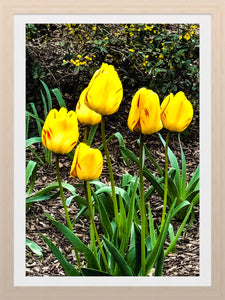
[
  {"xmin": 55, "ymin": 154, "xmax": 81, "ymax": 271},
  {"xmin": 101, "ymin": 116, "xmax": 119, "ymax": 226},
  {"xmin": 139, "ymin": 134, "xmax": 146, "ymax": 276},
  {"xmin": 85, "ymin": 181, "xmax": 109, "ymax": 272},
  {"xmin": 83, "ymin": 125, "xmax": 88, "ymax": 143},
  {"xmin": 161, "ymin": 131, "xmax": 170, "ymax": 229}
]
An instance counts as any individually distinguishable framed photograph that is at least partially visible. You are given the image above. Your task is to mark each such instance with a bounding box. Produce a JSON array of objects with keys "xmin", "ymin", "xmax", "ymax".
[{"xmin": 0, "ymin": 0, "xmax": 224, "ymax": 299}]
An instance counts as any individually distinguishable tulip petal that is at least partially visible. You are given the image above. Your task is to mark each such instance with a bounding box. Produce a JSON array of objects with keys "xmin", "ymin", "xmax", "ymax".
[
  {"xmin": 76, "ymin": 88, "xmax": 102, "ymax": 125},
  {"xmin": 41, "ymin": 108, "xmax": 79, "ymax": 154},
  {"xmin": 85, "ymin": 63, "xmax": 123, "ymax": 115},
  {"xmin": 160, "ymin": 92, "xmax": 193, "ymax": 132}
]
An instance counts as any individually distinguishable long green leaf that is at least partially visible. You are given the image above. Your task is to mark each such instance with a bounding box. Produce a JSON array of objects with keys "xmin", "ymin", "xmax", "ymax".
[
  {"xmin": 145, "ymin": 200, "xmax": 176, "ymax": 275},
  {"xmin": 41, "ymin": 234, "xmax": 80, "ymax": 276},
  {"xmin": 103, "ymin": 236, "xmax": 133, "ymax": 276},
  {"xmin": 26, "ymin": 111, "xmax": 44, "ymax": 124},
  {"xmin": 26, "ymin": 161, "xmax": 37, "ymax": 186},
  {"xmin": 92, "ymin": 189, "xmax": 113, "ymax": 239},
  {"xmin": 26, "ymin": 193, "xmax": 56, "ymax": 204},
  {"xmin": 40, "ymin": 89, "xmax": 48, "ymax": 118},
  {"xmin": 26, "ymin": 137, "xmax": 42, "ymax": 148},
  {"xmin": 87, "ymin": 124, "xmax": 98, "ymax": 146},
  {"xmin": 30, "ymin": 103, "xmax": 42, "ymax": 136},
  {"xmin": 52, "ymin": 88, "xmax": 66, "ymax": 108},
  {"xmin": 45, "ymin": 213, "xmax": 100, "ymax": 270},
  {"xmin": 158, "ymin": 133, "xmax": 181, "ymax": 191},
  {"xmin": 40, "ymin": 80, "xmax": 52, "ymax": 111},
  {"xmin": 81, "ymin": 268, "xmax": 112, "ymax": 276}
]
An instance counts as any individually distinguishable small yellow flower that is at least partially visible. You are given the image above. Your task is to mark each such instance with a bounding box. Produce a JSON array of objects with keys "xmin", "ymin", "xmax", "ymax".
[
  {"xmin": 77, "ymin": 54, "xmax": 82, "ymax": 58},
  {"xmin": 145, "ymin": 55, "xmax": 149, "ymax": 58},
  {"xmin": 63, "ymin": 59, "xmax": 66, "ymax": 63},
  {"xmin": 104, "ymin": 37, "xmax": 109, "ymax": 40},
  {"xmin": 161, "ymin": 43, "xmax": 164, "ymax": 46},
  {"xmin": 184, "ymin": 33, "xmax": 191, "ymax": 40},
  {"xmin": 190, "ymin": 31, "xmax": 194, "ymax": 35},
  {"xmin": 159, "ymin": 54, "xmax": 164, "ymax": 59},
  {"xmin": 179, "ymin": 35, "xmax": 182, "ymax": 40},
  {"xmin": 149, "ymin": 40, "xmax": 153, "ymax": 44},
  {"xmin": 92, "ymin": 26, "xmax": 97, "ymax": 31},
  {"xmin": 129, "ymin": 49, "xmax": 135, "ymax": 53},
  {"xmin": 79, "ymin": 61, "xmax": 87, "ymax": 65}
]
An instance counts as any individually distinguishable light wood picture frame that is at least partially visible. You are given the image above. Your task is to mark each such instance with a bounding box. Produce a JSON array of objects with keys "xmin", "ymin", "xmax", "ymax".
[{"xmin": 0, "ymin": 0, "xmax": 224, "ymax": 299}]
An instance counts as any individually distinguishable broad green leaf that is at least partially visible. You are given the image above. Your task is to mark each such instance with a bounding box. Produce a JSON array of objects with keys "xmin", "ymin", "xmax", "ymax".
[
  {"xmin": 103, "ymin": 236, "xmax": 133, "ymax": 276},
  {"xmin": 41, "ymin": 234, "xmax": 80, "ymax": 276},
  {"xmin": 96, "ymin": 186, "xmax": 131, "ymax": 206},
  {"xmin": 45, "ymin": 213, "xmax": 100, "ymax": 270},
  {"xmin": 26, "ymin": 193, "xmax": 56, "ymax": 204},
  {"xmin": 26, "ymin": 137, "xmax": 42, "ymax": 148},
  {"xmin": 26, "ymin": 161, "xmax": 37, "ymax": 186},
  {"xmin": 168, "ymin": 224, "xmax": 176, "ymax": 253},
  {"xmin": 81, "ymin": 268, "xmax": 112, "ymax": 276},
  {"xmin": 26, "ymin": 238, "xmax": 43, "ymax": 259}
]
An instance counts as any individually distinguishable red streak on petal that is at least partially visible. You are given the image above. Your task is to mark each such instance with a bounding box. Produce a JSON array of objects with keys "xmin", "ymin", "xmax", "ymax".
[
  {"xmin": 71, "ymin": 141, "xmax": 77, "ymax": 146},
  {"xmin": 77, "ymin": 102, "xmax": 81, "ymax": 110},
  {"xmin": 144, "ymin": 108, "xmax": 149, "ymax": 117},
  {"xmin": 49, "ymin": 128, "xmax": 53, "ymax": 135},
  {"xmin": 78, "ymin": 163, "xmax": 81, "ymax": 170},
  {"xmin": 47, "ymin": 130, "xmax": 51, "ymax": 140},
  {"xmin": 137, "ymin": 95, "xmax": 140, "ymax": 108}
]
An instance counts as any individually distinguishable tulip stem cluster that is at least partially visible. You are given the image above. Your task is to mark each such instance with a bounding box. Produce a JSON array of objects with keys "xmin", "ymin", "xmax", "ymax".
[
  {"xmin": 161, "ymin": 131, "xmax": 170, "ymax": 229},
  {"xmin": 85, "ymin": 181, "xmax": 109, "ymax": 272},
  {"xmin": 55, "ymin": 154, "xmax": 81, "ymax": 271},
  {"xmin": 101, "ymin": 116, "xmax": 119, "ymax": 227},
  {"xmin": 139, "ymin": 134, "xmax": 146, "ymax": 276}
]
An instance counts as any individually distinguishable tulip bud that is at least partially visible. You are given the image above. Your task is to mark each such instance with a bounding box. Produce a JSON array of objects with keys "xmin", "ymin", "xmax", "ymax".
[
  {"xmin": 70, "ymin": 143, "xmax": 103, "ymax": 181},
  {"xmin": 41, "ymin": 107, "xmax": 79, "ymax": 154},
  {"xmin": 127, "ymin": 88, "xmax": 163, "ymax": 134},
  {"xmin": 85, "ymin": 63, "xmax": 123, "ymax": 115},
  {"xmin": 76, "ymin": 87, "xmax": 102, "ymax": 125},
  {"xmin": 160, "ymin": 91, "xmax": 193, "ymax": 132}
]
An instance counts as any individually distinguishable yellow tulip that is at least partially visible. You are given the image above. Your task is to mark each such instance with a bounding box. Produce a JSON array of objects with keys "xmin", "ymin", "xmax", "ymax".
[
  {"xmin": 160, "ymin": 91, "xmax": 193, "ymax": 132},
  {"xmin": 85, "ymin": 63, "xmax": 123, "ymax": 115},
  {"xmin": 76, "ymin": 87, "xmax": 102, "ymax": 125},
  {"xmin": 42, "ymin": 107, "xmax": 79, "ymax": 154},
  {"xmin": 127, "ymin": 88, "xmax": 163, "ymax": 134},
  {"xmin": 70, "ymin": 143, "xmax": 103, "ymax": 181}
]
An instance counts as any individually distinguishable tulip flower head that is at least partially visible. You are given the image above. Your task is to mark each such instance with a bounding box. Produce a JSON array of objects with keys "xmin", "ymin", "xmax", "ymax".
[
  {"xmin": 85, "ymin": 63, "xmax": 123, "ymax": 115},
  {"xmin": 128, "ymin": 88, "xmax": 163, "ymax": 135},
  {"xmin": 70, "ymin": 143, "xmax": 103, "ymax": 181},
  {"xmin": 160, "ymin": 91, "xmax": 193, "ymax": 132},
  {"xmin": 76, "ymin": 87, "xmax": 102, "ymax": 125},
  {"xmin": 42, "ymin": 107, "xmax": 79, "ymax": 154}
]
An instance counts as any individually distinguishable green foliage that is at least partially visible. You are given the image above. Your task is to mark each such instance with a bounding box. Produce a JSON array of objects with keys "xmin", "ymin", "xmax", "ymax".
[
  {"xmin": 60, "ymin": 23, "xmax": 199, "ymax": 100},
  {"xmin": 26, "ymin": 238, "xmax": 43, "ymax": 260}
]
